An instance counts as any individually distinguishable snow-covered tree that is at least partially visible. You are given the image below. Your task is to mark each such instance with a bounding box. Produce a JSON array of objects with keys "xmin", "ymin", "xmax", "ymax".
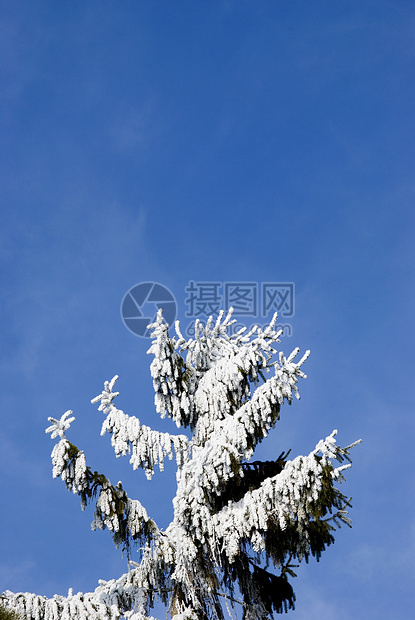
[{"xmin": 2, "ymin": 309, "xmax": 360, "ymax": 620}]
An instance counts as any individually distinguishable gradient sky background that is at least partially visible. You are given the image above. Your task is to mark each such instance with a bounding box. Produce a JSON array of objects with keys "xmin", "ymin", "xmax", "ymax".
[{"xmin": 1, "ymin": 1, "xmax": 414, "ymax": 618}]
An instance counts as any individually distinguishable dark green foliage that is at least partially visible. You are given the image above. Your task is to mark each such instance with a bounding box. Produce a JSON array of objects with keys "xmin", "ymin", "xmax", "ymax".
[
  {"xmin": 0, "ymin": 604, "xmax": 21, "ymax": 620},
  {"xmin": 264, "ymin": 458, "xmax": 353, "ymax": 568},
  {"xmin": 264, "ymin": 517, "xmax": 335, "ymax": 568},
  {"xmin": 62, "ymin": 442, "xmax": 157, "ymax": 559},
  {"xmin": 217, "ymin": 450, "xmax": 355, "ymax": 617},
  {"xmin": 223, "ymin": 552, "xmax": 295, "ymax": 618},
  {"xmin": 251, "ymin": 565, "xmax": 295, "ymax": 615},
  {"xmin": 211, "ymin": 451, "xmax": 291, "ymax": 513}
]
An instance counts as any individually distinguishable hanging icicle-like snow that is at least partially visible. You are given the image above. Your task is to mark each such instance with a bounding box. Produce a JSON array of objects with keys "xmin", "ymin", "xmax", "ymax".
[{"xmin": 92, "ymin": 376, "xmax": 191, "ymax": 479}]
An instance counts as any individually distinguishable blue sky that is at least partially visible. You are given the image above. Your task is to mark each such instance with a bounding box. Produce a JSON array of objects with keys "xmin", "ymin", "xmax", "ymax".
[{"xmin": 1, "ymin": 0, "xmax": 414, "ymax": 618}]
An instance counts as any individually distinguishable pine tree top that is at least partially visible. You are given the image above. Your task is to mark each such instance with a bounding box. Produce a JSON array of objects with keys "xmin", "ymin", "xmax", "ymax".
[{"xmin": 3, "ymin": 309, "xmax": 360, "ymax": 620}]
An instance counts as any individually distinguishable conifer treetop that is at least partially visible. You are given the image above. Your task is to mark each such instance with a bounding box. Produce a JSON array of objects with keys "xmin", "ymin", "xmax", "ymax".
[{"xmin": 2, "ymin": 308, "xmax": 360, "ymax": 620}]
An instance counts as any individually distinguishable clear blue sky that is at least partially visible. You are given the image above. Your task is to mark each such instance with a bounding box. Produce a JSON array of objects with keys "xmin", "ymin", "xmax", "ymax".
[{"xmin": 1, "ymin": 1, "xmax": 414, "ymax": 618}]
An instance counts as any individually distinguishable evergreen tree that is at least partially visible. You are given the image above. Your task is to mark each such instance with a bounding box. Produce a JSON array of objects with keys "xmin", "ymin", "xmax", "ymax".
[
  {"xmin": 0, "ymin": 601, "xmax": 21, "ymax": 620},
  {"xmin": 2, "ymin": 309, "xmax": 360, "ymax": 620}
]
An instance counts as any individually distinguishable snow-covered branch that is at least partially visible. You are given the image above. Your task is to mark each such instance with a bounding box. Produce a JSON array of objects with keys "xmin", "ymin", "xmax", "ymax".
[
  {"xmin": 194, "ymin": 346, "xmax": 309, "ymax": 449},
  {"xmin": 1, "ymin": 563, "xmax": 165, "ymax": 620},
  {"xmin": 213, "ymin": 430, "xmax": 356, "ymax": 564},
  {"xmin": 92, "ymin": 376, "xmax": 191, "ymax": 479},
  {"xmin": 46, "ymin": 415, "xmax": 159, "ymax": 550},
  {"xmin": 1, "ymin": 589, "xmax": 120, "ymax": 620}
]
